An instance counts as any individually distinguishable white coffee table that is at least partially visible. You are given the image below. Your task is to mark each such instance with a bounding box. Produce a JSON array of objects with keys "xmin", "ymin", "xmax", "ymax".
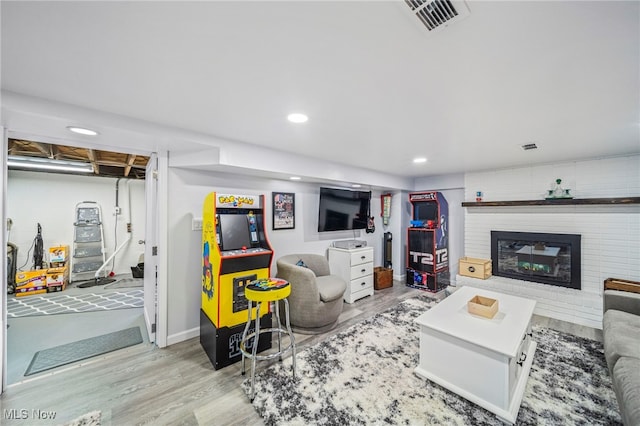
[{"xmin": 414, "ymin": 286, "xmax": 536, "ymax": 424}]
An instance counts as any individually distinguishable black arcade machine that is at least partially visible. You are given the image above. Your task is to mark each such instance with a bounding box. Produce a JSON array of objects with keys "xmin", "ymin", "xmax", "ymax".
[{"xmin": 406, "ymin": 191, "xmax": 449, "ymax": 292}]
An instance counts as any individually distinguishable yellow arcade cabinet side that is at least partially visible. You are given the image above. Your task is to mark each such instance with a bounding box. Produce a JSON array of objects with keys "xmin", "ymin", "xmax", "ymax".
[{"xmin": 200, "ymin": 192, "xmax": 273, "ymax": 370}]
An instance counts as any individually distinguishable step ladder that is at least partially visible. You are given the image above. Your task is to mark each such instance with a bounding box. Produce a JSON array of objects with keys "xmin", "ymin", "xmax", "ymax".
[{"xmin": 72, "ymin": 201, "xmax": 107, "ymax": 282}]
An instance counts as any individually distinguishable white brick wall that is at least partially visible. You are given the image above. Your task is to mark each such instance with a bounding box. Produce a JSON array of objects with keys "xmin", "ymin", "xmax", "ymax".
[{"xmin": 459, "ymin": 155, "xmax": 640, "ymax": 329}]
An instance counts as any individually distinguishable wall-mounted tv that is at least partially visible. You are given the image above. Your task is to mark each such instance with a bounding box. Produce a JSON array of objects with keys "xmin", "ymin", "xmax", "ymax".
[{"xmin": 318, "ymin": 187, "xmax": 371, "ymax": 232}]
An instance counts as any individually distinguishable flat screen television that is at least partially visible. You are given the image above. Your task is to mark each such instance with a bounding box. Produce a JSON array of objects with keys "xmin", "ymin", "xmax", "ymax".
[{"xmin": 318, "ymin": 187, "xmax": 371, "ymax": 232}]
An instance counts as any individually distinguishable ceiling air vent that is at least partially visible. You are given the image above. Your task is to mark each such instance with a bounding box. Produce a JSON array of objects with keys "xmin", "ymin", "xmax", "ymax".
[
  {"xmin": 405, "ymin": 0, "xmax": 470, "ymax": 32},
  {"xmin": 521, "ymin": 143, "xmax": 538, "ymax": 151}
]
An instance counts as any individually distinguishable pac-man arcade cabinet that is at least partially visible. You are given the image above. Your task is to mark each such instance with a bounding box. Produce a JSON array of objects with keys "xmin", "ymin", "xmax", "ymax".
[
  {"xmin": 200, "ymin": 193, "xmax": 273, "ymax": 369},
  {"xmin": 406, "ymin": 191, "xmax": 449, "ymax": 292}
]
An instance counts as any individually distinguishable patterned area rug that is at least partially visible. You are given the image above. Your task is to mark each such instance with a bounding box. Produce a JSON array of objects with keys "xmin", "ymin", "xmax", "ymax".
[
  {"xmin": 244, "ymin": 296, "xmax": 621, "ymax": 425},
  {"xmin": 7, "ymin": 289, "xmax": 143, "ymax": 318},
  {"xmin": 64, "ymin": 410, "xmax": 101, "ymax": 426}
]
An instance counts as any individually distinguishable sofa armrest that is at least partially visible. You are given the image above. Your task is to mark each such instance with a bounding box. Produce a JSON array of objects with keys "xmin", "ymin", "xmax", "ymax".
[
  {"xmin": 604, "ymin": 278, "xmax": 640, "ymax": 315},
  {"xmin": 604, "ymin": 290, "xmax": 640, "ymax": 316}
]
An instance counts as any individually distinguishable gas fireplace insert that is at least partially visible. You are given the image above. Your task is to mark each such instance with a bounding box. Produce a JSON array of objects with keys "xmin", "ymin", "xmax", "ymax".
[{"xmin": 491, "ymin": 231, "xmax": 581, "ymax": 290}]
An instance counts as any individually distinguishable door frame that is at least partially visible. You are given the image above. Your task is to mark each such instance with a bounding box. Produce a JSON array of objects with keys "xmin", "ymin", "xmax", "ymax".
[
  {"xmin": 0, "ymin": 131, "xmax": 169, "ymax": 393},
  {"xmin": 1, "ymin": 127, "xmax": 7, "ymax": 394},
  {"xmin": 142, "ymin": 151, "xmax": 169, "ymax": 348}
]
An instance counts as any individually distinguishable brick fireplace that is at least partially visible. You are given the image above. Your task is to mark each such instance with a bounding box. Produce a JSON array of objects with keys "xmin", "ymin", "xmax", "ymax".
[{"xmin": 456, "ymin": 155, "xmax": 640, "ymax": 329}]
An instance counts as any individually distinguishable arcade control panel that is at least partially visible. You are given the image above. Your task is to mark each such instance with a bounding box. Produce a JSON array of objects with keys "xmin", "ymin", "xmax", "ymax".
[{"xmin": 220, "ymin": 247, "xmax": 271, "ymax": 257}]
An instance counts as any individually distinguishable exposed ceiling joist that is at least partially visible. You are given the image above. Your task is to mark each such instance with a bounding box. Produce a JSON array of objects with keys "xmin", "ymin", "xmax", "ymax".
[
  {"xmin": 124, "ymin": 154, "xmax": 136, "ymax": 177},
  {"xmin": 87, "ymin": 149, "xmax": 100, "ymax": 175},
  {"xmin": 7, "ymin": 139, "xmax": 149, "ymax": 179}
]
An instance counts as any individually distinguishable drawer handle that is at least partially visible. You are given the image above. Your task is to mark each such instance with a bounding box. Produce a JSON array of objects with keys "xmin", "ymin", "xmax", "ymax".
[
  {"xmin": 361, "ymin": 269, "xmax": 366, "ymax": 273},
  {"xmin": 361, "ymin": 282, "xmax": 366, "ymax": 286},
  {"xmin": 468, "ymin": 266, "xmax": 475, "ymax": 273},
  {"xmin": 361, "ymin": 256, "xmax": 366, "ymax": 260},
  {"xmin": 517, "ymin": 352, "xmax": 527, "ymax": 366}
]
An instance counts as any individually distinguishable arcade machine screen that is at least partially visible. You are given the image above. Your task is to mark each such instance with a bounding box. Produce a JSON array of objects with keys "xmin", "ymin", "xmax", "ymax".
[
  {"xmin": 414, "ymin": 203, "xmax": 438, "ymax": 223},
  {"xmin": 218, "ymin": 214, "xmax": 252, "ymax": 251}
]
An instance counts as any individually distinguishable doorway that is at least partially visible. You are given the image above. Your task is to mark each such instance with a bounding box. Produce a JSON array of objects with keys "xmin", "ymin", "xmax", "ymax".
[{"xmin": 4, "ymin": 139, "xmax": 156, "ymax": 385}]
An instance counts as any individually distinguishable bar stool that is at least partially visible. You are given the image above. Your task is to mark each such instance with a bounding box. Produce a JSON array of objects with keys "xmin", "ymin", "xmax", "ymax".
[{"xmin": 240, "ymin": 278, "xmax": 296, "ymax": 401}]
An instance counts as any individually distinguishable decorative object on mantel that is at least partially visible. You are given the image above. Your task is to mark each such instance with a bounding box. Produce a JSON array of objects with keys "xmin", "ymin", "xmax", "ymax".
[{"xmin": 545, "ymin": 178, "xmax": 573, "ymax": 200}]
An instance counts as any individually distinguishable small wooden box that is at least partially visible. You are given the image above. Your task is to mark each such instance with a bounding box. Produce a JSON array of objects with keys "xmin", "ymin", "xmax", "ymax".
[
  {"xmin": 374, "ymin": 267, "xmax": 393, "ymax": 290},
  {"xmin": 459, "ymin": 257, "xmax": 492, "ymax": 279},
  {"xmin": 468, "ymin": 295, "xmax": 499, "ymax": 319}
]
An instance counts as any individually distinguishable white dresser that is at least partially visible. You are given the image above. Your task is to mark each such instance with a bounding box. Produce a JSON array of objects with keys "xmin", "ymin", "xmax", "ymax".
[{"xmin": 328, "ymin": 246, "xmax": 374, "ymax": 304}]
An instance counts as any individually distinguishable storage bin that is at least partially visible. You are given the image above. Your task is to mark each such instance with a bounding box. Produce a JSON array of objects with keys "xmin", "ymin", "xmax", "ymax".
[
  {"xmin": 459, "ymin": 257, "xmax": 492, "ymax": 279},
  {"xmin": 467, "ymin": 295, "xmax": 499, "ymax": 319},
  {"xmin": 374, "ymin": 267, "xmax": 393, "ymax": 290}
]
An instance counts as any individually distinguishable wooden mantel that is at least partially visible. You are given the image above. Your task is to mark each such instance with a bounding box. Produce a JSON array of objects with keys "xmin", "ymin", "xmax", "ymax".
[{"xmin": 461, "ymin": 197, "xmax": 640, "ymax": 207}]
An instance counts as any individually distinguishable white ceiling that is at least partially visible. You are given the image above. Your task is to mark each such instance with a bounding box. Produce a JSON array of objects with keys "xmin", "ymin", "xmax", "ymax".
[{"xmin": 2, "ymin": 1, "xmax": 639, "ymax": 178}]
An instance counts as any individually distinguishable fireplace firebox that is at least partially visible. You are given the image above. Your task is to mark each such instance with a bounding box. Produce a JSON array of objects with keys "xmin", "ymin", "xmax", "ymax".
[{"xmin": 491, "ymin": 231, "xmax": 581, "ymax": 290}]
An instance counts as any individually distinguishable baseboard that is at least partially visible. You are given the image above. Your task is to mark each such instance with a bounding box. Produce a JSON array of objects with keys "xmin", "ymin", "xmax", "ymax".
[{"xmin": 167, "ymin": 327, "xmax": 199, "ymax": 346}]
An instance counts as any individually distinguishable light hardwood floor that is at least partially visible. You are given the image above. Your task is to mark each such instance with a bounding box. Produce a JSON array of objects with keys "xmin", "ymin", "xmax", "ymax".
[{"xmin": 0, "ymin": 283, "xmax": 602, "ymax": 426}]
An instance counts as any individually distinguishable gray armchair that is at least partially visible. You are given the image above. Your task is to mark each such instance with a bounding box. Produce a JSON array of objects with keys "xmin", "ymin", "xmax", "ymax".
[{"xmin": 276, "ymin": 254, "xmax": 347, "ymax": 334}]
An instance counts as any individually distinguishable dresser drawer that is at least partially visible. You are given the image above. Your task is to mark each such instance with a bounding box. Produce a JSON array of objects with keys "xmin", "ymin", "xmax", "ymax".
[
  {"xmin": 350, "ymin": 287, "xmax": 373, "ymax": 304},
  {"xmin": 345, "ymin": 274, "xmax": 374, "ymax": 303},
  {"xmin": 349, "ymin": 274, "xmax": 373, "ymax": 293},
  {"xmin": 350, "ymin": 262, "xmax": 374, "ymax": 280},
  {"xmin": 350, "ymin": 249, "xmax": 373, "ymax": 266}
]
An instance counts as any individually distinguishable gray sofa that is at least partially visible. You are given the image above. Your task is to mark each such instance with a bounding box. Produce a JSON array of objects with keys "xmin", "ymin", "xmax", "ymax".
[
  {"xmin": 276, "ymin": 254, "xmax": 347, "ymax": 334},
  {"xmin": 603, "ymin": 278, "xmax": 640, "ymax": 425}
]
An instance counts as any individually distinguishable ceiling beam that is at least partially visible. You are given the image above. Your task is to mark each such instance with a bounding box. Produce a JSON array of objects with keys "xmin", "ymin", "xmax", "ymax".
[
  {"xmin": 87, "ymin": 149, "xmax": 100, "ymax": 175},
  {"xmin": 31, "ymin": 142, "xmax": 52, "ymax": 157},
  {"xmin": 124, "ymin": 154, "xmax": 136, "ymax": 177}
]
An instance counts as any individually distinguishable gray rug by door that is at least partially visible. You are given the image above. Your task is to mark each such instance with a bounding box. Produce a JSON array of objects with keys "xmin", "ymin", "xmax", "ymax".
[
  {"xmin": 25, "ymin": 327, "xmax": 143, "ymax": 376},
  {"xmin": 244, "ymin": 295, "xmax": 621, "ymax": 425}
]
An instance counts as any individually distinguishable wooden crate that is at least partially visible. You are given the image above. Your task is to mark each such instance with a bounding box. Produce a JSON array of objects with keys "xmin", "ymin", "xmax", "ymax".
[
  {"xmin": 459, "ymin": 257, "xmax": 492, "ymax": 279},
  {"xmin": 467, "ymin": 295, "xmax": 499, "ymax": 319},
  {"xmin": 374, "ymin": 267, "xmax": 393, "ymax": 290}
]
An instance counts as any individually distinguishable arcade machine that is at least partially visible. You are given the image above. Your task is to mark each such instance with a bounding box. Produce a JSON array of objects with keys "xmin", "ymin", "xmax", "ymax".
[
  {"xmin": 200, "ymin": 193, "xmax": 273, "ymax": 370},
  {"xmin": 406, "ymin": 191, "xmax": 449, "ymax": 292}
]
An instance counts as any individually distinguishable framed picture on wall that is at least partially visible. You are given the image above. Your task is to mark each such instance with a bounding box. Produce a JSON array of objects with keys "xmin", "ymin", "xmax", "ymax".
[{"xmin": 272, "ymin": 192, "xmax": 295, "ymax": 230}]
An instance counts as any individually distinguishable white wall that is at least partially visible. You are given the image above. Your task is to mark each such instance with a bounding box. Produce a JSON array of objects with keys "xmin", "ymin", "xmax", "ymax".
[
  {"xmin": 165, "ymin": 167, "xmax": 405, "ymax": 344},
  {"xmin": 458, "ymin": 155, "xmax": 640, "ymax": 329},
  {"xmin": 7, "ymin": 170, "xmax": 146, "ymax": 277}
]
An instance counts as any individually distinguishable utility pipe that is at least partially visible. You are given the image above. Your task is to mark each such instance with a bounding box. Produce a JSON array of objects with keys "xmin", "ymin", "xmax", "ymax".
[{"xmin": 95, "ymin": 179, "xmax": 133, "ymax": 279}]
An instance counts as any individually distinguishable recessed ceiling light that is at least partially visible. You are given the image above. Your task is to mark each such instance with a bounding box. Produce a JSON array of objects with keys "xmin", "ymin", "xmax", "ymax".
[
  {"xmin": 352, "ymin": 184, "xmax": 362, "ymax": 188},
  {"xmin": 67, "ymin": 126, "xmax": 99, "ymax": 136},
  {"xmin": 290, "ymin": 176, "xmax": 301, "ymax": 180},
  {"xmin": 287, "ymin": 113, "xmax": 308, "ymax": 124},
  {"xmin": 413, "ymin": 157, "xmax": 427, "ymax": 164}
]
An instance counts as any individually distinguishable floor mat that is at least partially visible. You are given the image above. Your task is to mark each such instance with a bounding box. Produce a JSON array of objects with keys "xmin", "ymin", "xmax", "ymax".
[
  {"xmin": 104, "ymin": 277, "xmax": 144, "ymax": 290},
  {"xmin": 25, "ymin": 327, "xmax": 143, "ymax": 376},
  {"xmin": 7, "ymin": 289, "xmax": 143, "ymax": 318}
]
